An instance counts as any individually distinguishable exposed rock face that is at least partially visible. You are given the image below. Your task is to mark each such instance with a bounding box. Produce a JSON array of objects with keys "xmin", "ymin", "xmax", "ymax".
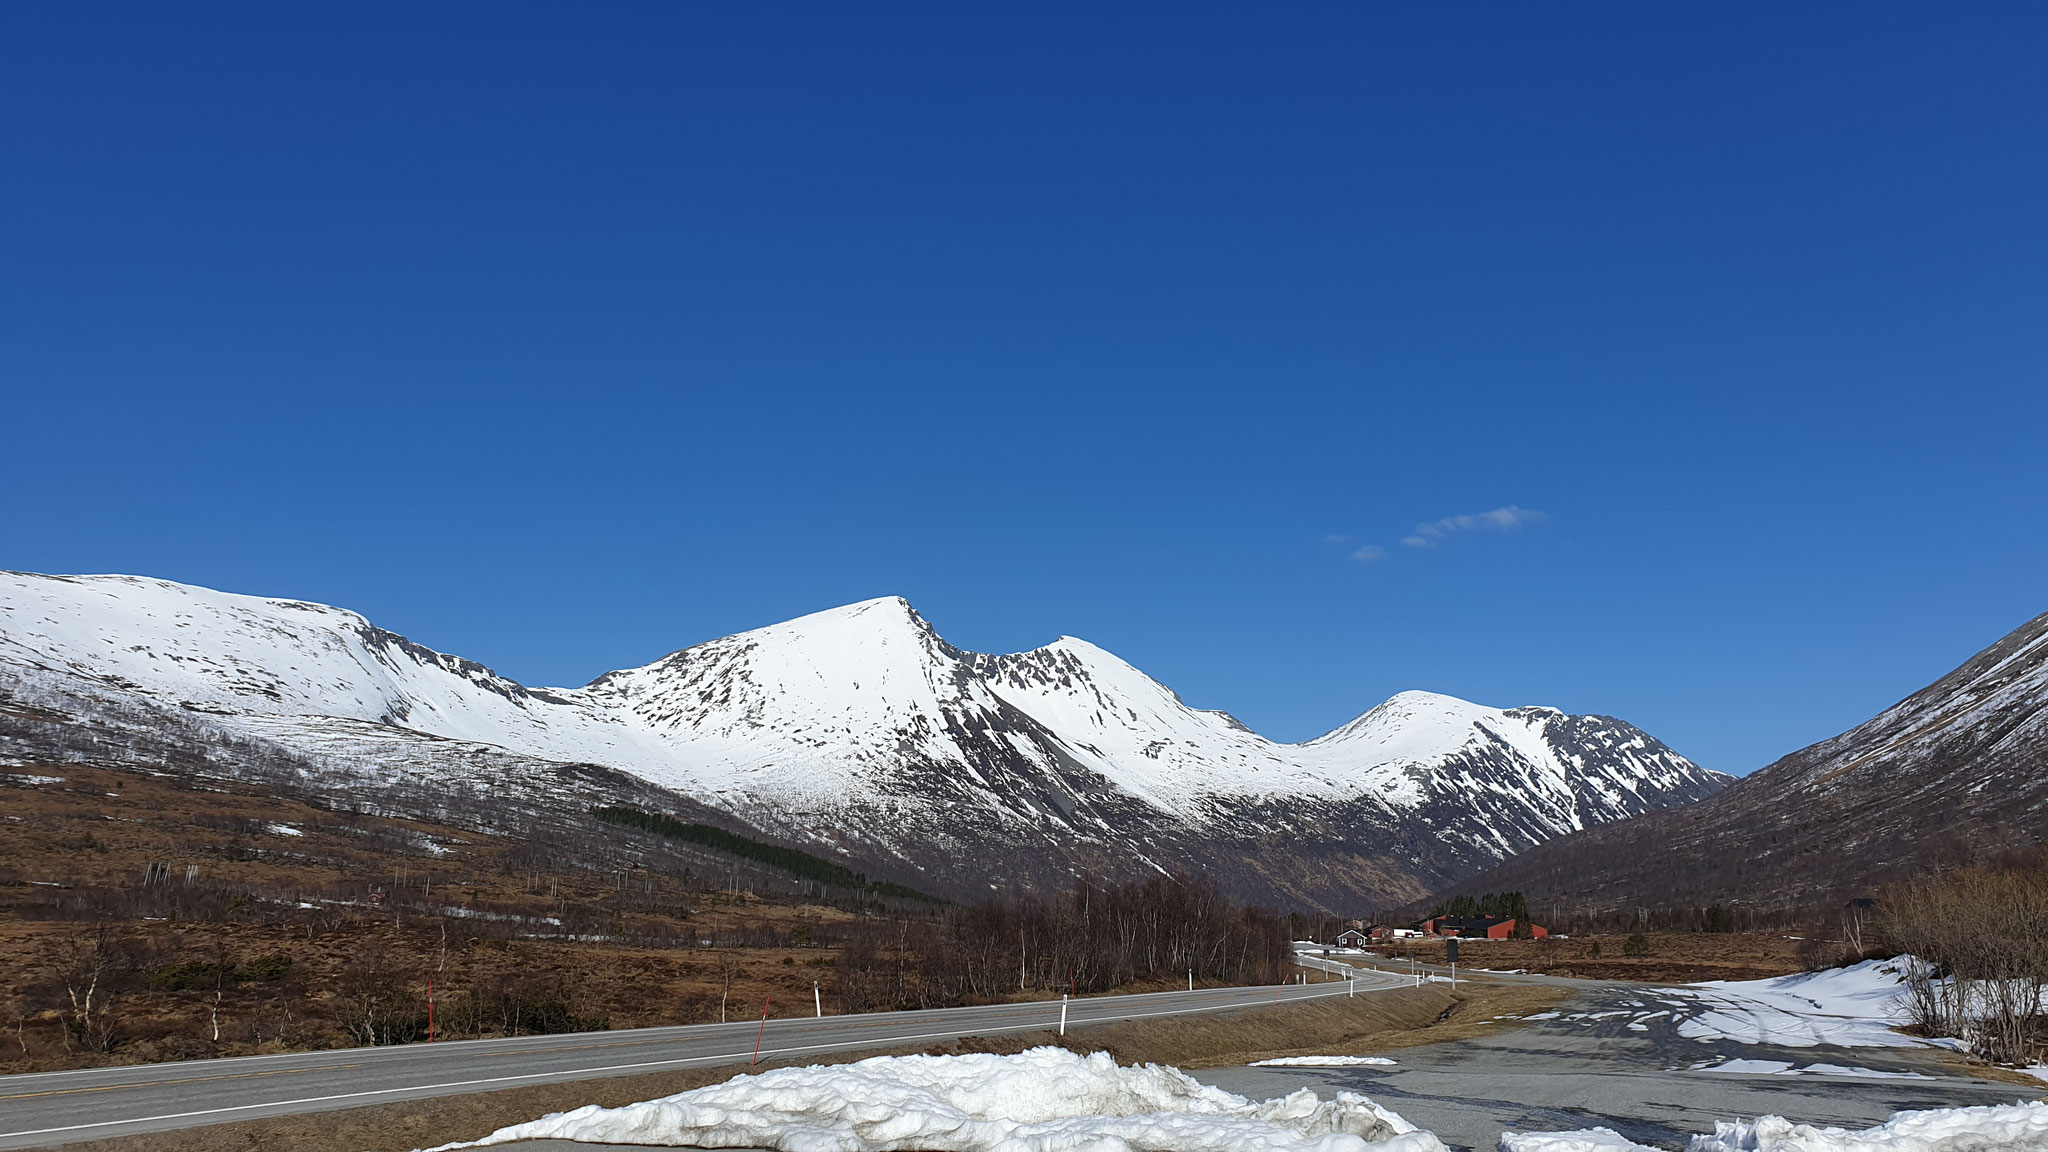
[
  {"xmin": 0, "ymin": 571, "xmax": 1728, "ymax": 908},
  {"xmin": 1438, "ymin": 609, "xmax": 2048, "ymax": 912}
]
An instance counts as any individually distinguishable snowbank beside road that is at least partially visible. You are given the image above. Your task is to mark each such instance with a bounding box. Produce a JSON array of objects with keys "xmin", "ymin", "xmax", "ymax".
[
  {"xmin": 1687, "ymin": 1101, "xmax": 2048, "ymax": 1151},
  {"xmin": 1501, "ymin": 1101, "xmax": 2048, "ymax": 1152},
  {"xmin": 418, "ymin": 1047, "xmax": 1448, "ymax": 1152}
]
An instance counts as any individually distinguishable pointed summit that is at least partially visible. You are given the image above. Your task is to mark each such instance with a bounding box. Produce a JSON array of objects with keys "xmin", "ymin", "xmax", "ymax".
[{"xmin": 0, "ymin": 570, "xmax": 1730, "ymax": 910}]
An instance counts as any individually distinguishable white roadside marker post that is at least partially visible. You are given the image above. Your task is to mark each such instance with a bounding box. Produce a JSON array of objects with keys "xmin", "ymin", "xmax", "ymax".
[
  {"xmin": 814, "ymin": 980, "xmax": 822, "ymax": 1018},
  {"xmin": 1349, "ymin": 975, "xmax": 1355, "ymax": 998},
  {"xmin": 1059, "ymin": 994, "xmax": 1068, "ymax": 1036},
  {"xmin": 1187, "ymin": 969, "xmax": 1193, "ymax": 993}
]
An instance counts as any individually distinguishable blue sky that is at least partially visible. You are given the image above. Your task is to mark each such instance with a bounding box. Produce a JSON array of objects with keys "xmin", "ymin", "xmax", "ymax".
[{"xmin": 7, "ymin": 3, "xmax": 2045, "ymax": 774}]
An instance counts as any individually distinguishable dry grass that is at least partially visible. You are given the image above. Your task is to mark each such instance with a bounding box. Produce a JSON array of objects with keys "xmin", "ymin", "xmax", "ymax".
[
  {"xmin": 0, "ymin": 763, "xmax": 863, "ymax": 1074},
  {"xmin": 0, "ymin": 763, "xmax": 849, "ymax": 938},
  {"xmin": 1921, "ymin": 1050, "xmax": 2048, "ymax": 1089},
  {"xmin": 46, "ymin": 983, "xmax": 1570, "ymax": 1152},
  {"xmin": 1361, "ymin": 931, "xmax": 1806, "ymax": 983},
  {"xmin": 1021, "ymin": 980, "xmax": 1569, "ymax": 1068}
]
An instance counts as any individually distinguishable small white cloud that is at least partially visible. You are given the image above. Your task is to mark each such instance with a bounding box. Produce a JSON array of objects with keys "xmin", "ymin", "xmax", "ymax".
[
  {"xmin": 1349, "ymin": 545, "xmax": 1388, "ymax": 562},
  {"xmin": 1403, "ymin": 505, "xmax": 1548, "ymax": 548}
]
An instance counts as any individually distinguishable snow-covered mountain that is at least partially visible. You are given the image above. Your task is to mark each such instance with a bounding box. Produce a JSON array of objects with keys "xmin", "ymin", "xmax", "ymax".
[
  {"xmin": 1439, "ymin": 607, "xmax": 2048, "ymax": 913},
  {"xmin": 0, "ymin": 572, "xmax": 1729, "ymax": 907}
]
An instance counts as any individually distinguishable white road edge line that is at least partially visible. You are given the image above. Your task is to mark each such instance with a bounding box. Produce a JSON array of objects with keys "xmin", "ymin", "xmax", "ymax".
[
  {"xmin": 0, "ymin": 983, "xmax": 1386, "ymax": 1140},
  {"xmin": 0, "ymin": 980, "xmax": 1365, "ymax": 1085}
]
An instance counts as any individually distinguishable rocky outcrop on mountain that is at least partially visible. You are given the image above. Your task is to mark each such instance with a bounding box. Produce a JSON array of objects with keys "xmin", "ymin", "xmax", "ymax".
[
  {"xmin": 1437, "ymin": 608, "xmax": 2048, "ymax": 913},
  {"xmin": 0, "ymin": 571, "xmax": 1729, "ymax": 909}
]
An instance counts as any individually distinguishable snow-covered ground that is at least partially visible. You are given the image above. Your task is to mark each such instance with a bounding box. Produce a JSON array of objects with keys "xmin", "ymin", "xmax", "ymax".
[
  {"xmin": 1673, "ymin": 961, "xmax": 1917, "ymax": 1048},
  {"xmin": 408, "ymin": 1044, "xmax": 2048, "ymax": 1152},
  {"xmin": 1486, "ymin": 960, "xmax": 2048, "ymax": 1149},
  {"xmin": 418, "ymin": 1047, "xmax": 1448, "ymax": 1152},
  {"xmin": 1503, "ymin": 1102, "xmax": 2048, "ymax": 1151},
  {"xmin": 1533, "ymin": 960, "xmax": 1924, "ymax": 1050}
]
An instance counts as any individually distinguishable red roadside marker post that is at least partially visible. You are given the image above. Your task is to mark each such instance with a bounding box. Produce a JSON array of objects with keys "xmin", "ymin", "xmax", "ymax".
[{"xmin": 752, "ymin": 998, "xmax": 772, "ymax": 1065}]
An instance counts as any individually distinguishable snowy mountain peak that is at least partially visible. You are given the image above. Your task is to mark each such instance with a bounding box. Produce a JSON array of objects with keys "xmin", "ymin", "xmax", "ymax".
[
  {"xmin": 0, "ymin": 571, "xmax": 1731, "ymax": 908},
  {"xmin": 1310, "ymin": 689, "xmax": 1493, "ymax": 748},
  {"xmin": 708, "ymin": 594, "xmax": 937, "ymax": 650}
]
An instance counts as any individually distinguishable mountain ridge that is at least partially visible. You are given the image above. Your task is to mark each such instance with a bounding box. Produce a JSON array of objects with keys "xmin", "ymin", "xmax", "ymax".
[
  {"xmin": 0, "ymin": 571, "xmax": 1731, "ymax": 908},
  {"xmin": 1431, "ymin": 607, "xmax": 2048, "ymax": 913}
]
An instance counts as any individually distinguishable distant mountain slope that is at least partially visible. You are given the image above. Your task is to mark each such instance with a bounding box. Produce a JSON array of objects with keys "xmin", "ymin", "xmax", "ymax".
[
  {"xmin": 1438, "ymin": 609, "xmax": 2048, "ymax": 913},
  {"xmin": 0, "ymin": 571, "xmax": 1729, "ymax": 908}
]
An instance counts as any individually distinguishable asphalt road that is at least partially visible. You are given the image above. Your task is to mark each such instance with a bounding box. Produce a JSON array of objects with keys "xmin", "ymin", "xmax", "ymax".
[{"xmin": 0, "ymin": 970, "xmax": 1406, "ymax": 1149}]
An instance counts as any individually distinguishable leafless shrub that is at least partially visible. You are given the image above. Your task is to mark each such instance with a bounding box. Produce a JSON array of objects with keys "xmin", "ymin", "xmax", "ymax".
[
  {"xmin": 827, "ymin": 876, "xmax": 1289, "ymax": 1014},
  {"xmin": 1881, "ymin": 862, "xmax": 2048, "ymax": 1065},
  {"xmin": 46, "ymin": 925, "xmax": 129, "ymax": 1053},
  {"xmin": 335, "ymin": 944, "xmax": 425, "ymax": 1046}
]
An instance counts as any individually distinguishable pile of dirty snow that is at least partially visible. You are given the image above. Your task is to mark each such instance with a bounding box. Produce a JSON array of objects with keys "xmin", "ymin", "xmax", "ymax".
[
  {"xmin": 1501, "ymin": 1100, "xmax": 2048, "ymax": 1152},
  {"xmin": 418, "ymin": 1046, "xmax": 1447, "ymax": 1152}
]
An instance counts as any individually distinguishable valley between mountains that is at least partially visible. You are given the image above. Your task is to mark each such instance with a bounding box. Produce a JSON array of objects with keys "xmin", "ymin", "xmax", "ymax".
[{"xmin": 0, "ymin": 572, "xmax": 1727, "ymax": 909}]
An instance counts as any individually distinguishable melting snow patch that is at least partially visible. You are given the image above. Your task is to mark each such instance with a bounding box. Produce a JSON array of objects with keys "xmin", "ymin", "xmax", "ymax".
[
  {"xmin": 265, "ymin": 822, "xmax": 304, "ymax": 837},
  {"xmin": 416, "ymin": 1047, "xmax": 1447, "ymax": 1152},
  {"xmin": 1698, "ymin": 1059, "xmax": 1795, "ymax": 1075},
  {"xmin": 1252, "ymin": 1056, "xmax": 1398, "ymax": 1067},
  {"xmin": 1499, "ymin": 1129, "xmax": 1656, "ymax": 1152},
  {"xmin": 1686, "ymin": 1101, "xmax": 2048, "ymax": 1151},
  {"xmin": 1669, "ymin": 959, "xmax": 1916, "ymax": 1048},
  {"xmin": 1504, "ymin": 1103, "xmax": 2048, "ymax": 1152},
  {"xmin": 4, "ymin": 773, "xmax": 65, "ymax": 785},
  {"xmin": 1796, "ymin": 1063, "xmax": 1933, "ymax": 1080},
  {"xmin": 1693, "ymin": 1059, "xmax": 1932, "ymax": 1080}
]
